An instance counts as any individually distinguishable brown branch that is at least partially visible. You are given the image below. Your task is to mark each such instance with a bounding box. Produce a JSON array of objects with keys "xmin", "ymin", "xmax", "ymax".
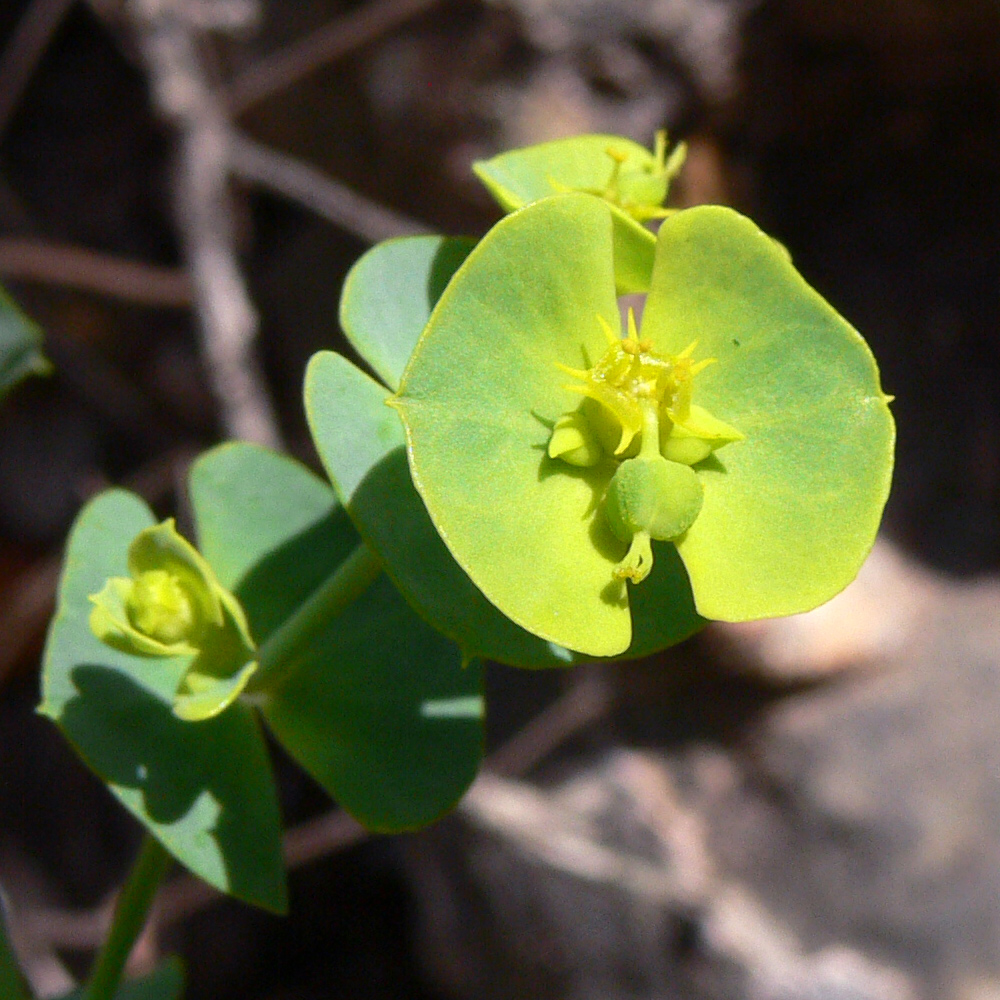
[
  {"xmin": 0, "ymin": 0, "xmax": 76, "ymax": 139},
  {"xmin": 220, "ymin": 0, "xmax": 443, "ymax": 115},
  {"xmin": 126, "ymin": 0, "xmax": 281, "ymax": 448},
  {"xmin": 229, "ymin": 133, "xmax": 430, "ymax": 243},
  {"xmin": 485, "ymin": 668, "xmax": 611, "ymax": 777},
  {"xmin": 0, "ymin": 238, "xmax": 192, "ymax": 306}
]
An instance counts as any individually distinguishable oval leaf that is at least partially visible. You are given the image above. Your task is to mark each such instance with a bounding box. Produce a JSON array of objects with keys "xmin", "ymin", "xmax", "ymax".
[
  {"xmin": 393, "ymin": 193, "xmax": 702, "ymax": 657},
  {"xmin": 39, "ymin": 490, "xmax": 287, "ymax": 913},
  {"xmin": 340, "ymin": 236, "xmax": 475, "ymax": 390},
  {"xmin": 305, "ymin": 351, "xmax": 579, "ymax": 667},
  {"xmin": 641, "ymin": 205, "xmax": 895, "ymax": 619}
]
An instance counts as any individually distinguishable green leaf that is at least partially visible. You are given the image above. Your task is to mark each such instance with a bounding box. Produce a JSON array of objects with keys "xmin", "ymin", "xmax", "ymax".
[
  {"xmin": 393, "ymin": 193, "xmax": 703, "ymax": 657},
  {"xmin": 340, "ymin": 236, "xmax": 475, "ymax": 391},
  {"xmin": 262, "ymin": 576, "xmax": 484, "ymax": 831},
  {"xmin": 641, "ymin": 205, "xmax": 895, "ymax": 619},
  {"xmin": 0, "ymin": 893, "xmax": 29, "ymax": 1000},
  {"xmin": 189, "ymin": 442, "xmax": 357, "ymax": 640},
  {"xmin": 39, "ymin": 490, "xmax": 287, "ymax": 913},
  {"xmin": 59, "ymin": 956, "xmax": 185, "ymax": 1000},
  {"xmin": 0, "ymin": 285, "xmax": 48, "ymax": 399},
  {"xmin": 189, "ymin": 443, "xmax": 484, "ymax": 831},
  {"xmin": 473, "ymin": 135, "xmax": 659, "ymax": 294},
  {"xmin": 305, "ymin": 351, "xmax": 579, "ymax": 667},
  {"xmin": 473, "ymin": 133, "xmax": 660, "ymax": 211}
]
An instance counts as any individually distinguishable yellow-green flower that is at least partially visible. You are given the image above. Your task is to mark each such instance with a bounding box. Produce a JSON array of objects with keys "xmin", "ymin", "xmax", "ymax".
[
  {"xmin": 391, "ymin": 192, "xmax": 894, "ymax": 657},
  {"xmin": 89, "ymin": 519, "xmax": 257, "ymax": 721}
]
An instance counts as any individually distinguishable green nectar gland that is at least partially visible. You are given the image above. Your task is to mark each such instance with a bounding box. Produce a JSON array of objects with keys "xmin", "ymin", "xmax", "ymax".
[{"xmin": 547, "ymin": 309, "xmax": 743, "ymax": 584}]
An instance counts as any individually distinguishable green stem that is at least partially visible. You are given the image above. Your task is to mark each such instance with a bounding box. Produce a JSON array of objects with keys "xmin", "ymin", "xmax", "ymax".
[
  {"xmin": 250, "ymin": 542, "xmax": 382, "ymax": 692},
  {"xmin": 82, "ymin": 834, "xmax": 171, "ymax": 1000},
  {"xmin": 639, "ymin": 398, "xmax": 662, "ymax": 460}
]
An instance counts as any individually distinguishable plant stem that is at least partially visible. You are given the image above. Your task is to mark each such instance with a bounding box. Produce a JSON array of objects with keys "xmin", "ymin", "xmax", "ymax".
[
  {"xmin": 639, "ymin": 398, "xmax": 661, "ymax": 460},
  {"xmin": 82, "ymin": 834, "xmax": 171, "ymax": 1000},
  {"xmin": 251, "ymin": 542, "xmax": 382, "ymax": 692}
]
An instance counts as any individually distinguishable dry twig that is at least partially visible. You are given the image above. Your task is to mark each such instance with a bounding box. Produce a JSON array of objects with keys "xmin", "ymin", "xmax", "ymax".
[
  {"xmin": 229, "ymin": 132, "xmax": 430, "ymax": 242},
  {"xmin": 221, "ymin": 0, "xmax": 443, "ymax": 114},
  {"xmin": 0, "ymin": 0, "xmax": 76, "ymax": 140},
  {"xmin": 0, "ymin": 238, "xmax": 192, "ymax": 307},
  {"xmin": 125, "ymin": 0, "xmax": 281, "ymax": 447}
]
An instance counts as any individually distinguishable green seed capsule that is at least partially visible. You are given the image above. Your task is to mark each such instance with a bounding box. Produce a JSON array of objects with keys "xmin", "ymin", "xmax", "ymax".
[{"xmin": 605, "ymin": 455, "xmax": 704, "ymax": 544}]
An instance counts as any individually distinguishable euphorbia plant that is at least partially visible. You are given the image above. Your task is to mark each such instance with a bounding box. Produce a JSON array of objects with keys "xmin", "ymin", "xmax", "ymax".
[{"xmin": 13, "ymin": 131, "xmax": 893, "ymax": 999}]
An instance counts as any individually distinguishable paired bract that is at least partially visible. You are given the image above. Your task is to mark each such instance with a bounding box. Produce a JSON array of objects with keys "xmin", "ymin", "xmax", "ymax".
[{"xmin": 391, "ymin": 192, "xmax": 895, "ymax": 657}]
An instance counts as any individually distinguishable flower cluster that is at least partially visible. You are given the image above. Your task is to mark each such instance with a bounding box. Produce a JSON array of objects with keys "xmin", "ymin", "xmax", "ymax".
[{"xmin": 89, "ymin": 519, "xmax": 257, "ymax": 721}]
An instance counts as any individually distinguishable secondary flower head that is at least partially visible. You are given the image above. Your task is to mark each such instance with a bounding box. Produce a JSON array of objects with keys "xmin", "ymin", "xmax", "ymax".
[
  {"xmin": 391, "ymin": 193, "xmax": 894, "ymax": 658},
  {"xmin": 89, "ymin": 518, "xmax": 258, "ymax": 720},
  {"xmin": 474, "ymin": 130, "xmax": 686, "ymax": 224}
]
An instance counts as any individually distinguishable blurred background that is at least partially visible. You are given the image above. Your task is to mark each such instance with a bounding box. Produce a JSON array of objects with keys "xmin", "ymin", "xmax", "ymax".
[{"xmin": 2, "ymin": 0, "xmax": 1000, "ymax": 997}]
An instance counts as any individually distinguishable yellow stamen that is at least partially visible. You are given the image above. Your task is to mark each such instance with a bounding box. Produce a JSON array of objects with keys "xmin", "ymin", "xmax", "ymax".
[
  {"xmin": 596, "ymin": 314, "xmax": 619, "ymax": 347},
  {"xmin": 555, "ymin": 362, "xmax": 590, "ymax": 381},
  {"xmin": 689, "ymin": 357, "xmax": 717, "ymax": 376},
  {"xmin": 626, "ymin": 307, "xmax": 640, "ymax": 341}
]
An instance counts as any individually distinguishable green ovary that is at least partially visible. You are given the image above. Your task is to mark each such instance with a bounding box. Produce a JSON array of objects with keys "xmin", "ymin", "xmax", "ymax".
[
  {"xmin": 547, "ymin": 310, "xmax": 743, "ymax": 584},
  {"xmin": 126, "ymin": 569, "xmax": 199, "ymax": 645}
]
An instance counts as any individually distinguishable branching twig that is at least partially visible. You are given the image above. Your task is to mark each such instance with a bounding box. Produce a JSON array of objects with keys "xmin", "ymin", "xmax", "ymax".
[
  {"xmin": 0, "ymin": 0, "xmax": 76, "ymax": 140},
  {"xmin": 220, "ymin": 0, "xmax": 443, "ymax": 115},
  {"xmin": 126, "ymin": 0, "xmax": 281, "ymax": 447},
  {"xmin": 0, "ymin": 238, "xmax": 192, "ymax": 306},
  {"xmin": 485, "ymin": 667, "xmax": 610, "ymax": 777},
  {"xmin": 229, "ymin": 132, "xmax": 430, "ymax": 243}
]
